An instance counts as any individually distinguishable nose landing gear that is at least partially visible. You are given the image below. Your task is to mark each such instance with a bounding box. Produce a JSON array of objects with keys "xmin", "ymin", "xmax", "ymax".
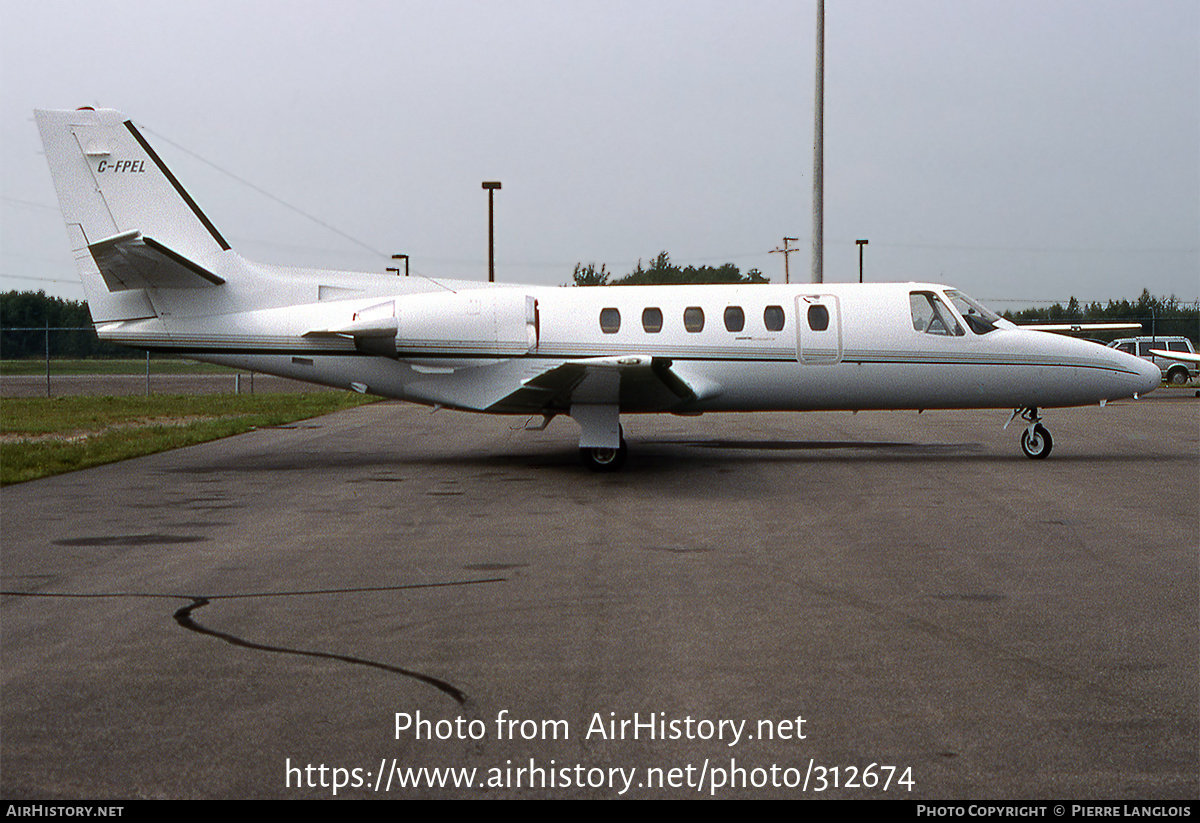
[
  {"xmin": 1008, "ymin": 407, "xmax": 1053, "ymax": 459},
  {"xmin": 1020, "ymin": 422, "xmax": 1053, "ymax": 459}
]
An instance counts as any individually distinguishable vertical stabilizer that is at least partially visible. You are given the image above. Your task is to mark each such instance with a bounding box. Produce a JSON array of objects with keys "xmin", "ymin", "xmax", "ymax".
[{"xmin": 35, "ymin": 108, "xmax": 231, "ymax": 321}]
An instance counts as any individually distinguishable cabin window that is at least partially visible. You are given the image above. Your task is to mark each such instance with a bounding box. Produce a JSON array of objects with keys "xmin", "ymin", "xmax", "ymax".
[
  {"xmin": 764, "ymin": 305, "xmax": 785, "ymax": 331},
  {"xmin": 910, "ymin": 292, "xmax": 963, "ymax": 336},
  {"xmin": 807, "ymin": 304, "xmax": 830, "ymax": 332},
  {"xmin": 683, "ymin": 306, "xmax": 705, "ymax": 333},
  {"xmin": 1168, "ymin": 341, "xmax": 1188, "ymax": 352},
  {"xmin": 724, "ymin": 306, "xmax": 745, "ymax": 332},
  {"xmin": 1116, "ymin": 342, "xmax": 1135, "ymax": 354},
  {"xmin": 641, "ymin": 307, "xmax": 663, "ymax": 333},
  {"xmin": 599, "ymin": 307, "xmax": 621, "ymax": 334}
]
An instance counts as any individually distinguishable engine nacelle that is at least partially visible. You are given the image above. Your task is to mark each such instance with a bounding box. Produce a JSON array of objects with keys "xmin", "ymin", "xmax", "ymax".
[{"xmin": 350, "ymin": 290, "xmax": 538, "ymax": 364}]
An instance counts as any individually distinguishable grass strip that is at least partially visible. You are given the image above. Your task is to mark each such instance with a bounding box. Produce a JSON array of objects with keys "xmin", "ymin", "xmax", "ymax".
[
  {"xmin": 1, "ymin": 393, "xmax": 376, "ymax": 485},
  {"xmin": 0, "ymin": 358, "xmax": 237, "ymax": 375}
]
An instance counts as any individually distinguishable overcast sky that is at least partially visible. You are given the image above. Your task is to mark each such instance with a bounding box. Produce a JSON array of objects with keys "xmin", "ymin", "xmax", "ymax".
[{"xmin": 3, "ymin": 0, "xmax": 1197, "ymax": 309}]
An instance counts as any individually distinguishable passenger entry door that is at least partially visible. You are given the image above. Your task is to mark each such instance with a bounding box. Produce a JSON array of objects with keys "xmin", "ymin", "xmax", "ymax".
[{"xmin": 796, "ymin": 294, "xmax": 842, "ymax": 364}]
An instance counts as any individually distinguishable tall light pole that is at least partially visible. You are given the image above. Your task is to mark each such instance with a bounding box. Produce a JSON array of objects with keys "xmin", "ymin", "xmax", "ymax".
[
  {"xmin": 482, "ymin": 181, "xmax": 501, "ymax": 282},
  {"xmin": 856, "ymin": 239, "xmax": 868, "ymax": 283},
  {"xmin": 811, "ymin": 0, "xmax": 825, "ymax": 284}
]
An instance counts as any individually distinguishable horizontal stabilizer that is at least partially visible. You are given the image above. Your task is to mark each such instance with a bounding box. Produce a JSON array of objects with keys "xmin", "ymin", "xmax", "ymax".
[
  {"xmin": 89, "ymin": 230, "xmax": 224, "ymax": 291},
  {"xmin": 303, "ymin": 317, "xmax": 399, "ymax": 339}
]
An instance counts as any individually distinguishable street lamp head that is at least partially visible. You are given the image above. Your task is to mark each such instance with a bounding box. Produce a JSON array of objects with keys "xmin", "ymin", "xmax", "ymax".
[{"xmin": 482, "ymin": 181, "xmax": 502, "ymax": 190}]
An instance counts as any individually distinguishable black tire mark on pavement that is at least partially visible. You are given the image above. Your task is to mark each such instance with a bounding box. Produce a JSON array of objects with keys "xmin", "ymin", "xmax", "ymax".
[
  {"xmin": 174, "ymin": 597, "xmax": 470, "ymax": 703},
  {"xmin": 2, "ymin": 579, "xmax": 505, "ymax": 706}
]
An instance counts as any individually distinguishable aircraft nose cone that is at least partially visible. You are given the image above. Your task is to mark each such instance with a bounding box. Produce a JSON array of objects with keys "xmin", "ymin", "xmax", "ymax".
[{"xmin": 1136, "ymin": 356, "xmax": 1161, "ymax": 396}]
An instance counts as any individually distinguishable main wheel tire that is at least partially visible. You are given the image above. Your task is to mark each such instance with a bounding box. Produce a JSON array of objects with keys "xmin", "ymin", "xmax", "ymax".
[
  {"xmin": 581, "ymin": 441, "xmax": 627, "ymax": 472},
  {"xmin": 1020, "ymin": 424, "xmax": 1053, "ymax": 459}
]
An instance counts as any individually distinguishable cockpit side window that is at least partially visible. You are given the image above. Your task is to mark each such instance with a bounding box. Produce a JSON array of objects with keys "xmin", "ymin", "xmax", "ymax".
[
  {"xmin": 945, "ymin": 289, "xmax": 1000, "ymax": 334},
  {"xmin": 910, "ymin": 292, "xmax": 964, "ymax": 336}
]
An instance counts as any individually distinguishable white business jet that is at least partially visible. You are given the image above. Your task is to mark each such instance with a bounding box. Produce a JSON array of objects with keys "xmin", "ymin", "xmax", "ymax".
[{"xmin": 35, "ymin": 108, "xmax": 1160, "ymax": 470}]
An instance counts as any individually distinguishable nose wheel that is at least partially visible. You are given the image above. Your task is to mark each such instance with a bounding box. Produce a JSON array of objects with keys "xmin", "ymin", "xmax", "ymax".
[
  {"xmin": 1020, "ymin": 423, "xmax": 1053, "ymax": 459},
  {"xmin": 1010, "ymin": 407, "xmax": 1053, "ymax": 459}
]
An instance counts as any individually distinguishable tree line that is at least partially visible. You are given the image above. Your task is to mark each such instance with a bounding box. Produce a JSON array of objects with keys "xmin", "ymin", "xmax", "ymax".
[
  {"xmin": 573, "ymin": 252, "xmax": 768, "ymax": 287},
  {"xmin": 999, "ymin": 289, "xmax": 1198, "ymax": 323},
  {"xmin": 1001, "ymin": 290, "xmax": 1199, "ymax": 343},
  {"xmin": 0, "ymin": 291, "xmax": 128, "ymax": 359}
]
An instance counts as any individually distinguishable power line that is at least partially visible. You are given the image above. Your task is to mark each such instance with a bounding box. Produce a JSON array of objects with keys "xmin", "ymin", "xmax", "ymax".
[
  {"xmin": 856, "ymin": 239, "xmax": 1198, "ymax": 255},
  {"xmin": 128, "ymin": 124, "xmax": 460, "ymax": 293},
  {"xmin": 139, "ymin": 125, "xmax": 388, "ymax": 259},
  {"xmin": 2, "ymin": 196, "xmax": 59, "ymax": 212},
  {"xmin": 1, "ymin": 272, "xmax": 83, "ymax": 285}
]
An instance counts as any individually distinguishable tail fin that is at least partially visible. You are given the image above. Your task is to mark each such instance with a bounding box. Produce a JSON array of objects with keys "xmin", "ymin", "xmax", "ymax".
[{"xmin": 35, "ymin": 108, "xmax": 231, "ymax": 320}]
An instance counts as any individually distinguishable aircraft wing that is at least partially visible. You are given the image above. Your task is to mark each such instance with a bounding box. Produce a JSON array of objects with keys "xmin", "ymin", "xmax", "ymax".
[
  {"xmin": 488, "ymin": 355, "xmax": 704, "ymax": 413},
  {"xmin": 403, "ymin": 355, "xmax": 712, "ymax": 414},
  {"xmin": 1017, "ymin": 322, "xmax": 1141, "ymax": 333},
  {"xmin": 88, "ymin": 230, "xmax": 224, "ymax": 291},
  {"xmin": 1149, "ymin": 349, "xmax": 1200, "ymax": 363}
]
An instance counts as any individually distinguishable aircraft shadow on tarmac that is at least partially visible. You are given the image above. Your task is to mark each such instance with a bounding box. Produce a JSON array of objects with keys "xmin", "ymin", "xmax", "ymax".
[{"xmin": 153, "ymin": 436, "xmax": 1191, "ymax": 478}]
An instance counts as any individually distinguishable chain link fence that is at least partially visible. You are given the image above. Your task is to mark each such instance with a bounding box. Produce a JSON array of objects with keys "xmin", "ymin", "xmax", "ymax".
[{"xmin": 0, "ymin": 326, "xmax": 299, "ymax": 397}]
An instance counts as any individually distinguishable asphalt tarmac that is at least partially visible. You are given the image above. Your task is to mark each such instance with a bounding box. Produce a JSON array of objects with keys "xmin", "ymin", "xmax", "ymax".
[{"xmin": 2, "ymin": 395, "xmax": 1196, "ymax": 799}]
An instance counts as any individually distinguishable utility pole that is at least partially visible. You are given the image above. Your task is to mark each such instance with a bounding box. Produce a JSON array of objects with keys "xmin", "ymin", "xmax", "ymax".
[
  {"xmin": 856, "ymin": 239, "xmax": 868, "ymax": 283},
  {"xmin": 482, "ymin": 182, "xmax": 501, "ymax": 282},
  {"xmin": 770, "ymin": 237, "xmax": 800, "ymax": 284},
  {"xmin": 811, "ymin": 0, "xmax": 825, "ymax": 284}
]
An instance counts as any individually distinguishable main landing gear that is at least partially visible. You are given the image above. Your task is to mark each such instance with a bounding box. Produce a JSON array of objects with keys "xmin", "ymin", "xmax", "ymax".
[
  {"xmin": 572, "ymin": 404, "xmax": 627, "ymax": 472},
  {"xmin": 1009, "ymin": 407, "xmax": 1053, "ymax": 459},
  {"xmin": 580, "ymin": 433, "xmax": 628, "ymax": 473}
]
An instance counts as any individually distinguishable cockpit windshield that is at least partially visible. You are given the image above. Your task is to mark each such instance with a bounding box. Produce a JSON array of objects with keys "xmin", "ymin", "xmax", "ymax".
[
  {"xmin": 945, "ymin": 290, "xmax": 1001, "ymax": 335},
  {"xmin": 910, "ymin": 291, "xmax": 964, "ymax": 336}
]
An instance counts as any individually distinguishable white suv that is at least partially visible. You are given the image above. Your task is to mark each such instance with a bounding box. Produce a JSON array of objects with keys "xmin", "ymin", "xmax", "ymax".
[{"xmin": 1108, "ymin": 336, "xmax": 1197, "ymax": 385}]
